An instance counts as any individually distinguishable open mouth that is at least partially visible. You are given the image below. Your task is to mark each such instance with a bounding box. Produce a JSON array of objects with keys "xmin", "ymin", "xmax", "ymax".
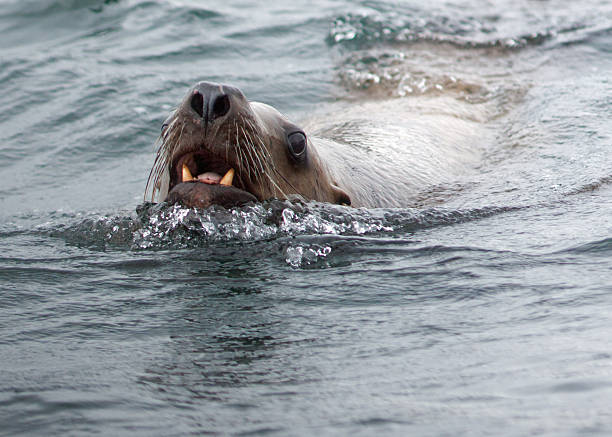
[
  {"xmin": 166, "ymin": 151, "xmax": 257, "ymax": 209},
  {"xmin": 173, "ymin": 152, "xmax": 242, "ymax": 188},
  {"xmin": 175, "ymin": 152, "xmax": 236, "ymax": 188}
]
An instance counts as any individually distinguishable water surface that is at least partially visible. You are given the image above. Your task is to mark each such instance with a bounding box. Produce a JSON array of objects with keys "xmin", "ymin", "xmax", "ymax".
[{"xmin": 1, "ymin": 0, "xmax": 612, "ymax": 435}]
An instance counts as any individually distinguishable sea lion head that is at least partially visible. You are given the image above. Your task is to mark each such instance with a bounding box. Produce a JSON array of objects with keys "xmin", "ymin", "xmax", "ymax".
[{"xmin": 145, "ymin": 81, "xmax": 350, "ymax": 209}]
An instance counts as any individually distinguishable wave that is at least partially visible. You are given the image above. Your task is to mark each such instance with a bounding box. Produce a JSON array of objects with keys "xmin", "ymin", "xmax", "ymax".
[
  {"xmin": 559, "ymin": 237, "xmax": 612, "ymax": 257},
  {"xmin": 327, "ymin": 4, "xmax": 609, "ymax": 51}
]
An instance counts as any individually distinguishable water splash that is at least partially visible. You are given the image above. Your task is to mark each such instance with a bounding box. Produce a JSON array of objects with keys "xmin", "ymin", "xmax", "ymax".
[
  {"xmin": 284, "ymin": 244, "xmax": 332, "ymax": 268},
  {"xmin": 337, "ymin": 51, "xmax": 493, "ymax": 100},
  {"xmin": 42, "ymin": 200, "xmax": 521, "ymax": 253},
  {"xmin": 132, "ymin": 201, "xmax": 397, "ymax": 249}
]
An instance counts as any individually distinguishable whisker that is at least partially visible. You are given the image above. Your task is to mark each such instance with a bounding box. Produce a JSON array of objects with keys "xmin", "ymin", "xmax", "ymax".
[{"xmin": 240, "ymin": 127, "xmax": 259, "ymax": 181}]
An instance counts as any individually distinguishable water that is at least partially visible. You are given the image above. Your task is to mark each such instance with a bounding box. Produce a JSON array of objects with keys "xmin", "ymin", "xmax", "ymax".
[{"xmin": 1, "ymin": 0, "xmax": 611, "ymax": 435}]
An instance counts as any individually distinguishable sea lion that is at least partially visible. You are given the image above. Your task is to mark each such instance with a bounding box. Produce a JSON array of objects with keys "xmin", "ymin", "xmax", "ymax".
[
  {"xmin": 146, "ymin": 81, "xmax": 488, "ymax": 209},
  {"xmin": 146, "ymin": 81, "xmax": 351, "ymax": 209}
]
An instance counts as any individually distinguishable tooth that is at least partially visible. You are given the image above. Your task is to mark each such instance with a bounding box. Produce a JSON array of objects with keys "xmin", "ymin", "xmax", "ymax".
[
  {"xmin": 219, "ymin": 168, "xmax": 235, "ymax": 186},
  {"xmin": 182, "ymin": 164, "xmax": 194, "ymax": 182}
]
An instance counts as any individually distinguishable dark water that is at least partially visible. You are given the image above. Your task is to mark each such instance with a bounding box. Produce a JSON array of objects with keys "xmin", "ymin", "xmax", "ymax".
[{"xmin": 1, "ymin": 0, "xmax": 612, "ymax": 435}]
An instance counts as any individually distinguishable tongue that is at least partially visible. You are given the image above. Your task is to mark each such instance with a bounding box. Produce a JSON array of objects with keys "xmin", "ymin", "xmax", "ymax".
[
  {"xmin": 182, "ymin": 164, "xmax": 235, "ymax": 186},
  {"xmin": 197, "ymin": 172, "xmax": 222, "ymax": 184}
]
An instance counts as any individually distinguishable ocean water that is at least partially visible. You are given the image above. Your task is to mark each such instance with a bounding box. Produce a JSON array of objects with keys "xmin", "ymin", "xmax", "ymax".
[{"xmin": 1, "ymin": 0, "xmax": 612, "ymax": 435}]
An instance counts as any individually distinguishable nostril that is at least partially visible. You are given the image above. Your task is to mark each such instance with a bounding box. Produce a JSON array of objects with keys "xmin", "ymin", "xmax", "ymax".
[
  {"xmin": 191, "ymin": 90, "xmax": 204, "ymax": 118},
  {"xmin": 211, "ymin": 94, "xmax": 230, "ymax": 119}
]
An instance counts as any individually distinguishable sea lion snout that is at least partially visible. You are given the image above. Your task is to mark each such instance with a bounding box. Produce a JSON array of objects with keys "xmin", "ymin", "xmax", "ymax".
[{"xmin": 188, "ymin": 81, "xmax": 244, "ymax": 128}]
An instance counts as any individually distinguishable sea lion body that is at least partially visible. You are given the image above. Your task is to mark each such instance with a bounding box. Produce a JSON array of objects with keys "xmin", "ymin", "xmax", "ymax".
[
  {"xmin": 146, "ymin": 82, "xmax": 487, "ymax": 209},
  {"xmin": 304, "ymin": 96, "xmax": 488, "ymax": 207}
]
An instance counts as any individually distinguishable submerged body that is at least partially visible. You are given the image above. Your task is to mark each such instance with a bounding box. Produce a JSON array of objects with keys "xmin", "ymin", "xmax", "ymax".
[
  {"xmin": 147, "ymin": 81, "xmax": 489, "ymax": 209},
  {"xmin": 303, "ymin": 96, "xmax": 489, "ymax": 207}
]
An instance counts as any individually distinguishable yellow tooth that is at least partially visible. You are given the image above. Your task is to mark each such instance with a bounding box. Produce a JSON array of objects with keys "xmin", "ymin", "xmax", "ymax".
[
  {"xmin": 182, "ymin": 164, "xmax": 194, "ymax": 182},
  {"xmin": 220, "ymin": 168, "xmax": 235, "ymax": 186}
]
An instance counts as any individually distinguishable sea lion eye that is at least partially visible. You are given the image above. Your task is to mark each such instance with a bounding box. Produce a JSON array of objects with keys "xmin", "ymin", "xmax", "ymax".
[
  {"xmin": 287, "ymin": 131, "xmax": 307, "ymax": 162},
  {"xmin": 161, "ymin": 123, "xmax": 168, "ymax": 132}
]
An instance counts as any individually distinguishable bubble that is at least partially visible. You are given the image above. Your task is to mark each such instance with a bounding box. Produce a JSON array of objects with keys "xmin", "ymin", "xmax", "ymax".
[{"xmin": 284, "ymin": 244, "xmax": 332, "ymax": 268}]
